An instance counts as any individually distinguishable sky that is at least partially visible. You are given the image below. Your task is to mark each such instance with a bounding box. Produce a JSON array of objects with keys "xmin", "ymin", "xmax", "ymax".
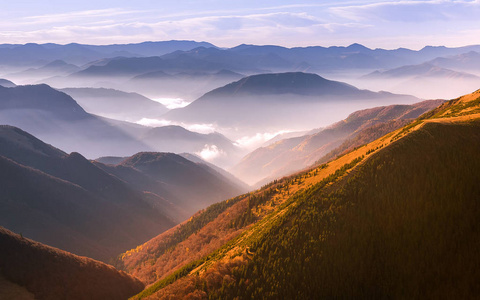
[{"xmin": 2, "ymin": 0, "xmax": 480, "ymax": 49}]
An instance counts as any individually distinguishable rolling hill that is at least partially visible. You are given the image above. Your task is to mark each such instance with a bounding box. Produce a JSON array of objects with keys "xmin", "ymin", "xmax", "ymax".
[
  {"xmin": 60, "ymin": 87, "xmax": 169, "ymax": 121},
  {"xmin": 0, "ymin": 226, "xmax": 144, "ymax": 300},
  {"xmin": 164, "ymin": 72, "xmax": 419, "ymax": 136},
  {"xmin": 120, "ymin": 88, "xmax": 480, "ymax": 299},
  {"xmin": 6, "ymin": 60, "xmax": 81, "ymax": 84},
  {"xmin": 231, "ymin": 100, "xmax": 443, "ymax": 186},
  {"xmin": 358, "ymin": 62, "xmax": 480, "ymax": 99},
  {"xmin": 429, "ymin": 51, "xmax": 480, "ymax": 72},
  {"xmin": 95, "ymin": 152, "xmax": 248, "ymax": 218}
]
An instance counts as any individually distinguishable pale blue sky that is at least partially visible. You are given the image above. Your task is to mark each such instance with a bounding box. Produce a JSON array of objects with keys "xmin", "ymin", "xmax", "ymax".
[{"xmin": 2, "ymin": 0, "xmax": 480, "ymax": 49}]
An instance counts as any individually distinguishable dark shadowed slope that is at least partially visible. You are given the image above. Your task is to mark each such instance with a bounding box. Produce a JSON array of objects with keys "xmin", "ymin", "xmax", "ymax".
[
  {"xmin": 94, "ymin": 152, "xmax": 249, "ymax": 220},
  {"xmin": 0, "ymin": 227, "xmax": 144, "ymax": 300},
  {"xmin": 110, "ymin": 152, "xmax": 246, "ymax": 216},
  {"xmin": 231, "ymin": 100, "xmax": 443, "ymax": 185},
  {"xmin": 0, "ymin": 126, "xmax": 176, "ymax": 262}
]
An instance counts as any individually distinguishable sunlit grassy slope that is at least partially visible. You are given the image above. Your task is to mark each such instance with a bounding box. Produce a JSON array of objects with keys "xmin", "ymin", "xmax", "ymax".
[{"xmin": 127, "ymin": 89, "xmax": 480, "ymax": 299}]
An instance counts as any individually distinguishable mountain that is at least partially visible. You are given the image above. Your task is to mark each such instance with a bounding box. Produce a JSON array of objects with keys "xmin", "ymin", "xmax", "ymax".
[
  {"xmin": 164, "ymin": 72, "xmax": 419, "ymax": 136},
  {"xmin": 0, "ymin": 125, "xmax": 176, "ymax": 261},
  {"xmin": 358, "ymin": 62, "xmax": 480, "ymax": 99},
  {"xmin": 230, "ymin": 100, "xmax": 443, "ymax": 185},
  {"xmin": 122, "ymin": 88, "xmax": 480, "ymax": 299},
  {"xmin": 0, "ymin": 227, "xmax": 144, "ymax": 300},
  {"xmin": 73, "ymin": 43, "xmax": 480, "ymax": 79},
  {"xmin": 95, "ymin": 152, "xmax": 247, "ymax": 218},
  {"xmin": 138, "ymin": 125, "xmax": 240, "ymax": 168},
  {"xmin": 429, "ymin": 51, "xmax": 480, "ymax": 72},
  {"xmin": 16, "ymin": 42, "xmax": 480, "ymax": 101},
  {"xmin": 0, "ymin": 78, "xmax": 16, "ymax": 87},
  {"xmin": 363, "ymin": 62, "xmax": 478, "ymax": 79},
  {"xmin": 6, "ymin": 60, "xmax": 81, "ymax": 84},
  {"xmin": 60, "ymin": 87, "xmax": 169, "ymax": 121},
  {"xmin": 0, "ymin": 84, "xmax": 154, "ymax": 158}
]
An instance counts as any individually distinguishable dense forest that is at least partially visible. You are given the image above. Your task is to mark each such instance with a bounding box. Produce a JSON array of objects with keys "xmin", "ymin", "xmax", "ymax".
[{"xmin": 208, "ymin": 120, "xmax": 480, "ymax": 299}]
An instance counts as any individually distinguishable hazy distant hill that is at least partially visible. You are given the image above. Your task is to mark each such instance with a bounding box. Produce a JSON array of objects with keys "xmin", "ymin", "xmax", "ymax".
[
  {"xmin": 0, "ymin": 41, "xmax": 217, "ymax": 67},
  {"xmin": 0, "ymin": 125, "xmax": 176, "ymax": 261},
  {"xmin": 7, "ymin": 60, "xmax": 81, "ymax": 84},
  {"xmin": 429, "ymin": 51, "xmax": 480, "ymax": 72},
  {"xmin": 164, "ymin": 72, "xmax": 419, "ymax": 135},
  {"xmin": 138, "ymin": 125, "xmax": 240, "ymax": 167},
  {"xmin": 364, "ymin": 63, "xmax": 478, "ymax": 80},
  {"xmin": 227, "ymin": 43, "xmax": 480, "ymax": 71},
  {"xmin": 0, "ymin": 227, "xmax": 144, "ymax": 300},
  {"xmin": 0, "ymin": 78, "xmax": 16, "ymax": 87},
  {"xmin": 231, "ymin": 100, "xmax": 443, "ymax": 185},
  {"xmin": 358, "ymin": 62, "xmax": 480, "ymax": 99},
  {"xmin": 0, "ymin": 84, "xmax": 152, "ymax": 158},
  {"xmin": 60, "ymin": 87, "xmax": 169, "ymax": 121}
]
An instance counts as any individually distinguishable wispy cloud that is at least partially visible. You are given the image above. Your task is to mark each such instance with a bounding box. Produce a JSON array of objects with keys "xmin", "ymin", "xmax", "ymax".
[
  {"xmin": 20, "ymin": 8, "xmax": 144, "ymax": 26},
  {"xmin": 331, "ymin": 0, "xmax": 480, "ymax": 22}
]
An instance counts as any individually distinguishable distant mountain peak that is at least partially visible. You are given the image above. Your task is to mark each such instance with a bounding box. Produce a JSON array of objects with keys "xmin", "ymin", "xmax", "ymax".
[
  {"xmin": 199, "ymin": 72, "xmax": 358, "ymax": 98},
  {"xmin": 347, "ymin": 43, "xmax": 370, "ymax": 51}
]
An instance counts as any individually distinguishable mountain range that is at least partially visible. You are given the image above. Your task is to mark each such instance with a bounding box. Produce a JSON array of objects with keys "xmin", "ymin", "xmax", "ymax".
[
  {"xmin": 0, "ymin": 84, "xmax": 240, "ymax": 166},
  {"xmin": 0, "ymin": 41, "xmax": 216, "ymax": 67},
  {"xmin": 0, "ymin": 125, "xmax": 246, "ymax": 261}
]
